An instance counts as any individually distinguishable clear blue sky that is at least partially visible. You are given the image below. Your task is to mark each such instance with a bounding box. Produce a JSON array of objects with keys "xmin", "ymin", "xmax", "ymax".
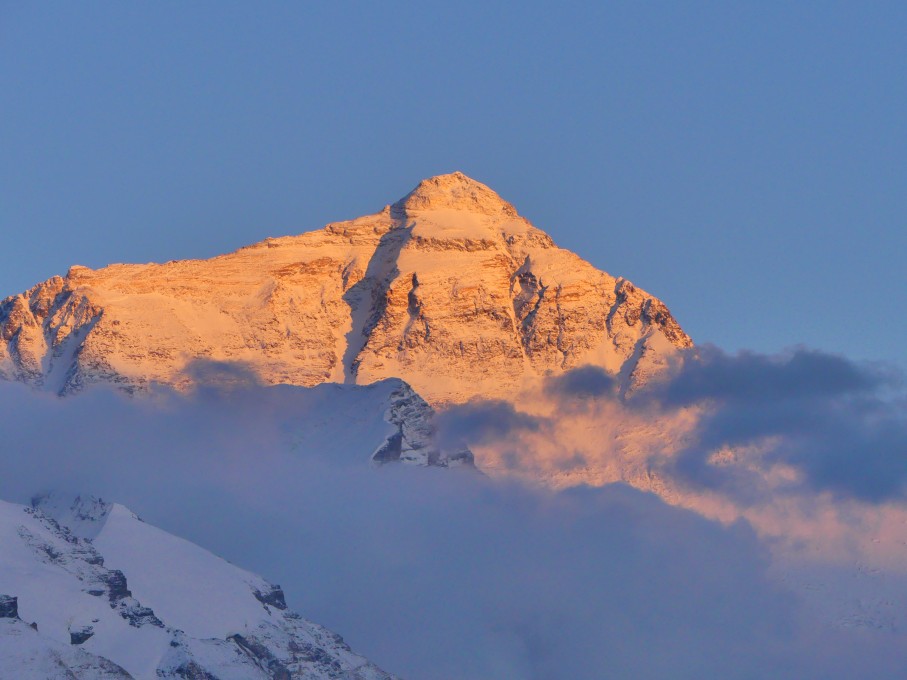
[{"xmin": 2, "ymin": 2, "xmax": 905, "ymax": 366}]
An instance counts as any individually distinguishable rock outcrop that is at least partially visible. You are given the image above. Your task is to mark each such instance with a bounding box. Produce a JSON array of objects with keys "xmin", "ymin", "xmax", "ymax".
[{"xmin": 0, "ymin": 595, "xmax": 18, "ymax": 619}]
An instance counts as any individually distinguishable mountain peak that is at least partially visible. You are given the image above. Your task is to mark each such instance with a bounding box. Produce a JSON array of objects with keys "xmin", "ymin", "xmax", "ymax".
[
  {"xmin": 391, "ymin": 171, "xmax": 519, "ymax": 218},
  {"xmin": 0, "ymin": 173, "xmax": 692, "ymax": 404}
]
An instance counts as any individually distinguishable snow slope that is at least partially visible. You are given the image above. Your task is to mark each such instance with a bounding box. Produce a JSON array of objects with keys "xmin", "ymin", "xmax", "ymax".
[{"xmin": 0, "ymin": 495, "xmax": 398, "ymax": 679}]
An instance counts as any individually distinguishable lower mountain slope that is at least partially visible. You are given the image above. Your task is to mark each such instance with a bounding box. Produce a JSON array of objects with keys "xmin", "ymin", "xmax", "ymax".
[{"xmin": 0, "ymin": 495, "xmax": 398, "ymax": 680}]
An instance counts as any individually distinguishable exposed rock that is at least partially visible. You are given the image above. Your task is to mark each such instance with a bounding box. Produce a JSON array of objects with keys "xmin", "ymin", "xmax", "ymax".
[
  {"xmin": 372, "ymin": 381, "xmax": 474, "ymax": 466},
  {"xmin": 69, "ymin": 624, "xmax": 94, "ymax": 645},
  {"xmin": 253, "ymin": 584, "xmax": 288, "ymax": 610},
  {"xmin": 0, "ymin": 594, "xmax": 17, "ymax": 619}
]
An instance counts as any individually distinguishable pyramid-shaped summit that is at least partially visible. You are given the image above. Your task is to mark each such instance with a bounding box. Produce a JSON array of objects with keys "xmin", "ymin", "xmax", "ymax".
[
  {"xmin": 0, "ymin": 174, "xmax": 691, "ymax": 404},
  {"xmin": 391, "ymin": 171, "xmax": 519, "ymax": 218}
]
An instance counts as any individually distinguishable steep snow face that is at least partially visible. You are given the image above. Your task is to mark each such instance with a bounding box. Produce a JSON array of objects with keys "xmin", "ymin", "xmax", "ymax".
[
  {"xmin": 0, "ymin": 496, "xmax": 398, "ymax": 679},
  {"xmin": 0, "ymin": 172, "xmax": 690, "ymax": 404}
]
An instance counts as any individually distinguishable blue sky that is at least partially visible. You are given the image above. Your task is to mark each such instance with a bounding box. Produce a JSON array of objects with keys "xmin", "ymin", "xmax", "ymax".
[{"xmin": 2, "ymin": 2, "xmax": 905, "ymax": 366}]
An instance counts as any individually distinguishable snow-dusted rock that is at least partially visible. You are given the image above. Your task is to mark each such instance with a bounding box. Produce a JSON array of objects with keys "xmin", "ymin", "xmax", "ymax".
[
  {"xmin": 0, "ymin": 496, "xmax": 398, "ymax": 679},
  {"xmin": 372, "ymin": 381, "xmax": 473, "ymax": 466},
  {"xmin": 0, "ymin": 172, "xmax": 690, "ymax": 404}
]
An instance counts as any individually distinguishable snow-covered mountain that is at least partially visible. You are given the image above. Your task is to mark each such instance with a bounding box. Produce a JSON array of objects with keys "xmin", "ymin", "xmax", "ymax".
[
  {"xmin": 0, "ymin": 494, "xmax": 398, "ymax": 679},
  {"xmin": 0, "ymin": 172, "xmax": 690, "ymax": 404}
]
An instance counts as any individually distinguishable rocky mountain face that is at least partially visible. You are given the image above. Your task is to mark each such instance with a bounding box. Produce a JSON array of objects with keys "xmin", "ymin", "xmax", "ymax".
[
  {"xmin": 0, "ymin": 495, "xmax": 398, "ymax": 679},
  {"xmin": 0, "ymin": 172, "xmax": 690, "ymax": 405}
]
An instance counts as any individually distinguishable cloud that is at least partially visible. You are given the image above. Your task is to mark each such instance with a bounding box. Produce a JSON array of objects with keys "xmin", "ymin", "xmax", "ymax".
[
  {"xmin": 643, "ymin": 346, "xmax": 907, "ymax": 502},
  {"xmin": 181, "ymin": 357, "xmax": 264, "ymax": 392},
  {"xmin": 2, "ymin": 376, "xmax": 905, "ymax": 678},
  {"xmin": 648, "ymin": 345, "xmax": 894, "ymax": 407},
  {"xmin": 460, "ymin": 348, "xmax": 907, "ymax": 502},
  {"xmin": 545, "ymin": 364, "xmax": 617, "ymax": 399},
  {"xmin": 436, "ymin": 398, "xmax": 541, "ymax": 448}
]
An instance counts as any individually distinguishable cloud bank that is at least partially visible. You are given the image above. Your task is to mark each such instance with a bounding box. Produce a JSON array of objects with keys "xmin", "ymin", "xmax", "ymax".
[
  {"xmin": 444, "ymin": 346, "xmax": 907, "ymax": 503},
  {"xmin": 642, "ymin": 346, "xmax": 907, "ymax": 502},
  {"xmin": 1, "ymin": 351, "xmax": 906, "ymax": 678}
]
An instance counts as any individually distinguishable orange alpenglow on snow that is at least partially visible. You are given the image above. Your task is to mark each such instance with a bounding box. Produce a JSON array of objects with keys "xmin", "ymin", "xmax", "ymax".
[{"xmin": 0, "ymin": 173, "xmax": 690, "ymax": 403}]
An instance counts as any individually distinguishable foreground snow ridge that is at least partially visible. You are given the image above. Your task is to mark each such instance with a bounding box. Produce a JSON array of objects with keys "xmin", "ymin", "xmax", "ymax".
[
  {"xmin": 0, "ymin": 172, "xmax": 690, "ymax": 404},
  {"xmin": 0, "ymin": 495, "xmax": 397, "ymax": 680}
]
